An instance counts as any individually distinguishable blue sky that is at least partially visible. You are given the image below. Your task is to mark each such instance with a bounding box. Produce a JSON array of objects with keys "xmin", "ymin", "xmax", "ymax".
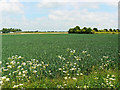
[{"xmin": 0, "ymin": 0, "xmax": 118, "ymax": 31}]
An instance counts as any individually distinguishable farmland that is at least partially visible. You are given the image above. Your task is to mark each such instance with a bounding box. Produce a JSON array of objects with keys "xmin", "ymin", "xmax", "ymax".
[{"xmin": 1, "ymin": 34, "xmax": 119, "ymax": 88}]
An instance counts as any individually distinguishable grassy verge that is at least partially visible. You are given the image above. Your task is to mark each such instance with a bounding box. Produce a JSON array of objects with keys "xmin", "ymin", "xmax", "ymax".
[
  {"xmin": 0, "ymin": 32, "xmax": 68, "ymax": 35},
  {"xmin": 95, "ymin": 32, "xmax": 119, "ymax": 34},
  {"xmin": 2, "ymin": 68, "xmax": 120, "ymax": 88}
]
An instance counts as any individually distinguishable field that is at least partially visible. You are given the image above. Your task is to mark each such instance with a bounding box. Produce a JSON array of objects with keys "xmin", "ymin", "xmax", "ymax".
[{"xmin": 1, "ymin": 34, "xmax": 119, "ymax": 88}]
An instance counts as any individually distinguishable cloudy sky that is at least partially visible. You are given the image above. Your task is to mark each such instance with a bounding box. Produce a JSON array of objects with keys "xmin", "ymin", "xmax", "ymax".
[{"xmin": 0, "ymin": 0, "xmax": 119, "ymax": 31}]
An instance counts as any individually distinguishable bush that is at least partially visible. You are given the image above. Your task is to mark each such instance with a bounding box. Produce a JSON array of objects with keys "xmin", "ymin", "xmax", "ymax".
[
  {"xmin": 93, "ymin": 28, "xmax": 98, "ymax": 32},
  {"xmin": 1, "ymin": 28, "xmax": 22, "ymax": 33},
  {"xmin": 68, "ymin": 26, "xmax": 119, "ymax": 34},
  {"xmin": 68, "ymin": 26, "xmax": 94, "ymax": 34}
]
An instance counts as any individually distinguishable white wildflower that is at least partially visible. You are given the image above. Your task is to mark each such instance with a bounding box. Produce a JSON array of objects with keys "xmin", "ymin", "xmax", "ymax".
[
  {"xmin": 23, "ymin": 74, "xmax": 25, "ymax": 77},
  {"xmin": 58, "ymin": 56, "xmax": 62, "ymax": 59},
  {"xmin": 19, "ymin": 84, "xmax": 23, "ymax": 86},
  {"xmin": 22, "ymin": 62, "xmax": 26, "ymax": 66},
  {"xmin": 18, "ymin": 56, "xmax": 22, "ymax": 59},
  {"xmin": 74, "ymin": 63, "xmax": 77, "ymax": 65},
  {"xmin": 73, "ymin": 50, "xmax": 75, "ymax": 53},
  {"xmin": 63, "ymin": 71, "xmax": 67, "ymax": 73},
  {"xmin": 13, "ymin": 85, "xmax": 19, "ymax": 88},
  {"xmin": 6, "ymin": 78, "xmax": 10, "ymax": 81},
  {"xmin": 72, "ymin": 77, "xmax": 77, "ymax": 81},
  {"xmin": 87, "ymin": 54, "xmax": 90, "ymax": 56},
  {"xmin": 6, "ymin": 63, "xmax": 9, "ymax": 65},
  {"xmin": 110, "ymin": 84, "xmax": 113, "ymax": 87},
  {"xmin": 0, "ymin": 80, "xmax": 3, "ymax": 84},
  {"xmin": 29, "ymin": 62, "xmax": 32, "ymax": 65},
  {"xmin": 17, "ymin": 66, "xmax": 22, "ymax": 69},
  {"xmin": 82, "ymin": 51, "xmax": 87, "ymax": 54},
  {"xmin": 103, "ymin": 56, "xmax": 108, "ymax": 59},
  {"xmin": 7, "ymin": 65, "xmax": 12, "ymax": 69},
  {"xmin": 10, "ymin": 61, "xmax": 16, "ymax": 65},
  {"xmin": 64, "ymin": 84, "xmax": 67, "ymax": 86},
  {"xmin": 33, "ymin": 70, "xmax": 37, "ymax": 73},
  {"xmin": 18, "ymin": 72, "xmax": 21, "ymax": 75},
  {"xmin": 112, "ymin": 75, "xmax": 115, "ymax": 77},
  {"xmin": 80, "ymin": 73, "xmax": 83, "ymax": 75},
  {"xmin": 37, "ymin": 64, "xmax": 42, "ymax": 66},
  {"xmin": 2, "ymin": 76, "xmax": 6, "ymax": 80},
  {"xmin": 41, "ymin": 61, "xmax": 44, "ymax": 64},
  {"xmin": 23, "ymin": 71, "xmax": 27, "ymax": 74},
  {"xmin": 109, "ymin": 78, "xmax": 115, "ymax": 81},
  {"xmin": 64, "ymin": 77, "xmax": 67, "ymax": 80},
  {"xmin": 59, "ymin": 68, "xmax": 62, "ymax": 70},
  {"xmin": 17, "ymin": 62, "xmax": 20, "ymax": 64},
  {"xmin": 70, "ymin": 68, "xmax": 76, "ymax": 71},
  {"xmin": 3, "ymin": 69, "xmax": 8, "ymax": 71},
  {"xmin": 9, "ymin": 73, "xmax": 11, "ymax": 75}
]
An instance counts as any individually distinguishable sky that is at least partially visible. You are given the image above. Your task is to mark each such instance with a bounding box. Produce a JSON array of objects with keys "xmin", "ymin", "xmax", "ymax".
[{"xmin": 0, "ymin": 0, "xmax": 119, "ymax": 31}]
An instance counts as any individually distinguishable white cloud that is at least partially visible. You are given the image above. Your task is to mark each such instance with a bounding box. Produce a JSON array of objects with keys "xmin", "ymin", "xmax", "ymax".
[
  {"xmin": 36, "ymin": 1, "xmax": 118, "ymax": 29},
  {"xmin": 17, "ymin": 0, "xmax": 119, "ymax": 3},
  {"xmin": 0, "ymin": 0, "xmax": 24, "ymax": 29},
  {"xmin": 105, "ymin": 2, "xmax": 118, "ymax": 7},
  {"xmin": 37, "ymin": 2, "xmax": 100, "ymax": 9},
  {"xmin": 0, "ymin": 0, "xmax": 24, "ymax": 14},
  {"xmin": 47, "ymin": 9, "xmax": 117, "ymax": 29},
  {"xmin": 37, "ymin": 0, "xmax": 119, "ymax": 9}
]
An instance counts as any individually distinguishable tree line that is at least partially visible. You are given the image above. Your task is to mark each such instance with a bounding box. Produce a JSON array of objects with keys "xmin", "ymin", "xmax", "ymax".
[
  {"xmin": 0, "ymin": 28, "xmax": 22, "ymax": 33},
  {"xmin": 68, "ymin": 26, "xmax": 120, "ymax": 34}
]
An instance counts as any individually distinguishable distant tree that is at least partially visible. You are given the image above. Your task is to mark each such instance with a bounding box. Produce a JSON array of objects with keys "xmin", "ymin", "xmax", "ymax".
[
  {"xmin": 73, "ymin": 28, "xmax": 76, "ymax": 33},
  {"xmin": 104, "ymin": 29, "xmax": 108, "ymax": 32},
  {"xmin": 76, "ymin": 30, "xmax": 80, "ymax": 33},
  {"xmin": 93, "ymin": 28, "xmax": 98, "ymax": 32},
  {"xmin": 68, "ymin": 26, "xmax": 94, "ymax": 34},
  {"xmin": 109, "ymin": 28, "xmax": 113, "ymax": 32},
  {"xmin": 119, "ymin": 29, "xmax": 120, "ymax": 32},
  {"xmin": 68, "ymin": 28, "xmax": 74, "ymax": 33},
  {"xmin": 117, "ymin": 29, "xmax": 120, "ymax": 32},
  {"xmin": 1, "ymin": 28, "xmax": 22, "ymax": 33},
  {"xmin": 83, "ymin": 27, "xmax": 87, "ymax": 30},
  {"xmin": 99, "ymin": 30, "xmax": 104, "ymax": 32},
  {"xmin": 75, "ymin": 26, "xmax": 80, "ymax": 30},
  {"xmin": 81, "ymin": 29, "xmax": 86, "ymax": 33},
  {"xmin": 86, "ymin": 27, "xmax": 92, "ymax": 34},
  {"xmin": 2, "ymin": 28, "xmax": 10, "ymax": 33},
  {"xmin": 91, "ymin": 30, "xmax": 95, "ymax": 34},
  {"xmin": 79, "ymin": 29, "xmax": 83, "ymax": 33},
  {"xmin": 113, "ymin": 29, "xmax": 116, "ymax": 32},
  {"xmin": 35, "ymin": 30, "xmax": 38, "ymax": 32}
]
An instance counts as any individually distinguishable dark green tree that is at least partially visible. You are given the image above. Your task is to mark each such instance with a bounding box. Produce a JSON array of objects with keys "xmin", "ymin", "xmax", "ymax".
[
  {"xmin": 75, "ymin": 26, "xmax": 80, "ymax": 30},
  {"xmin": 86, "ymin": 27, "xmax": 92, "ymax": 34},
  {"xmin": 109, "ymin": 28, "xmax": 113, "ymax": 32},
  {"xmin": 113, "ymin": 29, "xmax": 116, "ymax": 32},
  {"xmin": 117, "ymin": 29, "xmax": 120, "ymax": 32},
  {"xmin": 104, "ymin": 29, "xmax": 108, "ymax": 32},
  {"xmin": 68, "ymin": 28, "xmax": 74, "ymax": 33},
  {"xmin": 83, "ymin": 27, "xmax": 87, "ymax": 30},
  {"xmin": 1, "ymin": 28, "xmax": 22, "ymax": 33},
  {"xmin": 93, "ymin": 28, "xmax": 98, "ymax": 32}
]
